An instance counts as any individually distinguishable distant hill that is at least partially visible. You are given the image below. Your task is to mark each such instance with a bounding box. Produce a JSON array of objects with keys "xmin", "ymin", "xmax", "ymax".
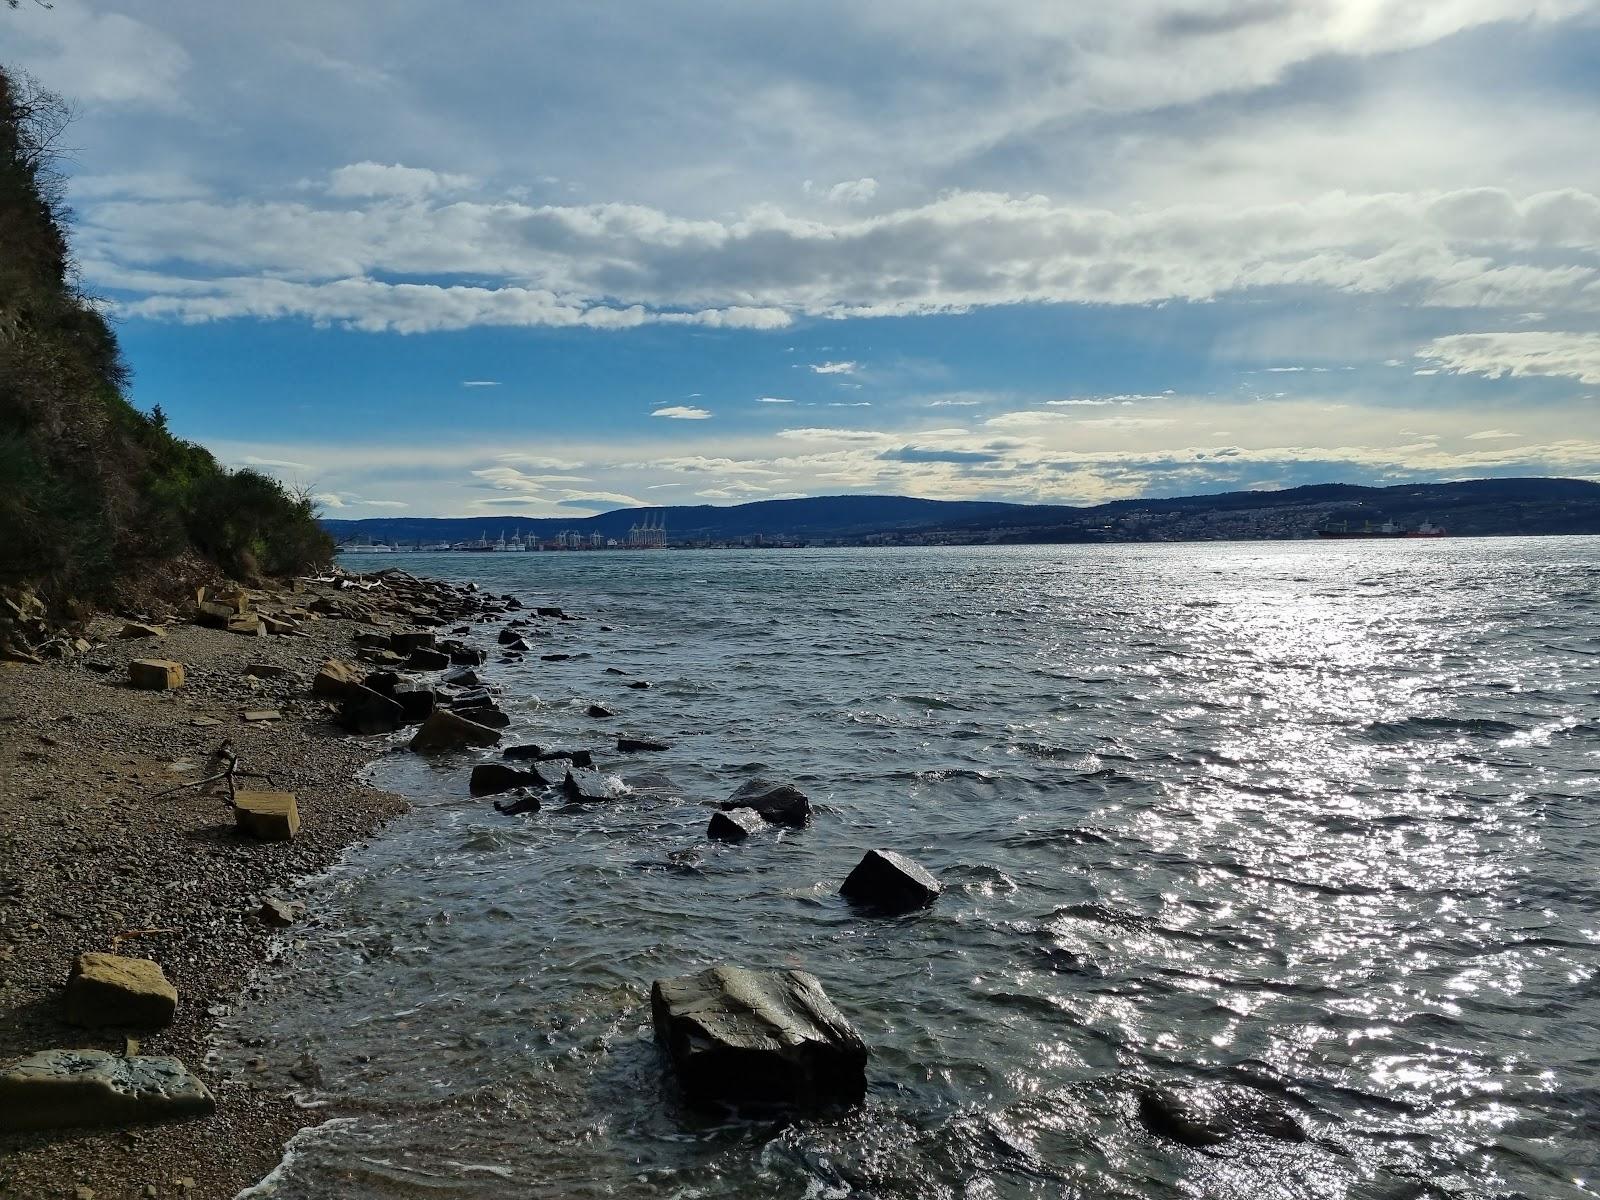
[{"xmin": 323, "ymin": 478, "xmax": 1600, "ymax": 546}]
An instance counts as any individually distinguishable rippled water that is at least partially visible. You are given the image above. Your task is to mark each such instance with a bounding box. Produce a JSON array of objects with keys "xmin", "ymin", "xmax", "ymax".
[{"xmin": 224, "ymin": 540, "xmax": 1600, "ymax": 1199}]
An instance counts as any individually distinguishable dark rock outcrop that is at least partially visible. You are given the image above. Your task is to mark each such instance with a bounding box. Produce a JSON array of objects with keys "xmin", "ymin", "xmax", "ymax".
[
  {"xmin": 618, "ymin": 736, "xmax": 669, "ymax": 752},
  {"xmin": 708, "ymin": 809, "xmax": 765, "ymax": 842},
  {"xmin": 409, "ymin": 709, "xmax": 502, "ymax": 753},
  {"xmin": 340, "ymin": 685, "xmax": 405, "ymax": 735},
  {"xmin": 389, "ymin": 630, "xmax": 436, "ymax": 652},
  {"xmin": 563, "ymin": 767, "xmax": 625, "ymax": 802},
  {"xmin": 1138, "ymin": 1085, "xmax": 1306, "ymax": 1147},
  {"xmin": 392, "ymin": 686, "xmax": 437, "ymax": 724},
  {"xmin": 839, "ymin": 849, "xmax": 942, "ymax": 913},
  {"xmin": 586, "ymin": 704, "xmax": 614, "ymax": 718},
  {"xmin": 406, "ymin": 647, "xmax": 451, "ymax": 671},
  {"xmin": 469, "ymin": 763, "xmax": 544, "ymax": 796},
  {"xmin": 494, "ymin": 790, "xmax": 543, "ymax": 816},
  {"xmin": 650, "ymin": 966, "xmax": 868, "ymax": 1106},
  {"xmin": 721, "ymin": 779, "xmax": 812, "ymax": 827}
]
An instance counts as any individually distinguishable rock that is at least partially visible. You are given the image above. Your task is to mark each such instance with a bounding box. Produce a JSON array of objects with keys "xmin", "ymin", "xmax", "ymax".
[
  {"xmin": 708, "ymin": 809, "xmax": 765, "ymax": 842},
  {"xmin": 226, "ymin": 613, "xmax": 264, "ymax": 636},
  {"xmin": 117, "ymin": 622, "xmax": 164, "ymax": 640},
  {"xmin": 352, "ymin": 631, "xmax": 391, "ymax": 649},
  {"xmin": 257, "ymin": 898, "xmax": 305, "ymax": 927},
  {"xmin": 261, "ymin": 614, "xmax": 300, "ymax": 636},
  {"xmin": 339, "ymin": 684, "xmax": 405, "ymax": 735},
  {"xmin": 410, "ymin": 709, "xmax": 502, "ymax": 753},
  {"xmin": 450, "ymin": 688, "xmax": 494, "ymax": 709},
  {"xmin": 604, "ymin": 667, "xmax": 628, "ymax": 676},
  {"xmin": 448, "ymin": 645, "xmax": 486, "ymax": 666},
  {"xmin": 839, "ymin": 850, "xmax": 942, "ymax": 912},
  {"xmin": 503, "ymin": 637, "xmax": 530, "ymax": 652},
  {"xmin": 650, "ymin": 966, "xmax": 867, "ymax": 1106},
  {"xmin": 520, "ymin": 758, "xmax": 573, "ymax": 787},
  {"xmin": 563, "ymin": 767, "xmax": 625, "ymax": 802},
  {"xmin": 721, "ymin": 779, "xmax": 811, "ymax": 828},
  {"xmin": 389, "ymin": 630, "xmax": 436, "ymax": 652},
  {"xmin": 363, "ymin": 670, "xmax": 402, "ymax": 695},
  {"xmin": 627, "ymin": 680, "xmax": 651, "ymax": 689},
  {"xmin": 493, "ymin": 790, "xmax": 543, "ymax": 816},
  {"xmin": 586, "ymin": 704, "xmax": 614, "ymax": 718},
  {"xmin": 311, "ymin": 658, "xmax": 363, "ymax": 698},
  {"xmin": 190, "ymin": 716, "xmax": 222, "ymax": 727},
  {"xmin": 393, "ymin": 686, "xmax": 436, "ymax": 724},
  {"xmin": 240, "ymin": 709, "xmax": 281, "ymax": 723},
  {"xmin": 64, "ymin": 953, "xmax": 177, "ymax": 1028},
  {"xmin": 464, "ymin": 706, "xmax": 510, "ymax": 728},
  {"xmin": 0, "ymin": 1049, "xmax": 216, "ymax": 1131},
  {"xmin": 1138, "ymin": 1085, "xmax": 1306, "ymax": 1147},
  {"xmin": 193, "ymin": 600, "xmax": 234, "ymax": 628},
  {"xmin": 469, "ymin": 763, "xmax": 544, "ymax": 796},
  {"xmin": 128, "ymin": 659, "xmax": 184, "ymax": 690},
  {"xmin": 233, "ymin": 791, "xmax": 301, "ymax": 840},
  {"xmin": 537, "ymin": 606, "xmax": 568, "ymax": 618},
  {"xmin": 496, "ymin": 627, "xmax": 523, "ymax": 645},
  {"xmin": 406, "ymin": 647, "xmax": 451, "ymax": 671},
  {"xmin": 505, "ymin": 745, "xmax": 594, "ymax": 768},
  {"xmin": 243, "ymin": 662, "xmax": 291, "ymax": 679},
  {"xmin": 441, "ymin": 667, "xmax": 480, "ymax": 687},
  {"xmin": 618, "ymin": 735, "xmax": 669, "ymax": 752},
  {"xmin": 541, "ymin": 652, "xmax": 572, "ymax": 662},
  {"xmin": 501, "ymin": 742, "xmax": 544, "ymax": 759}
]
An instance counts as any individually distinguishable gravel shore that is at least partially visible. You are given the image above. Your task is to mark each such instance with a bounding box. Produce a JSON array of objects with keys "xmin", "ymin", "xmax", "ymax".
[{"xmin": 0, "ymin": 575, "xmax": 500, "ymax": 1199}]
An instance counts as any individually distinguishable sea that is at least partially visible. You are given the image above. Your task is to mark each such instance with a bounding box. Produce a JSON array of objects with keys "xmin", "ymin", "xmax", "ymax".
[{"xmin": 222, "ymin": 539, "xmax": 1600, "ymax": 1199}]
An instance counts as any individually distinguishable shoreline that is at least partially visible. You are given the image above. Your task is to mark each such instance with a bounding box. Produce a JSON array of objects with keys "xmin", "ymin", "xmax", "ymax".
[{"xmin": 0, "ymin": 570, "xmax": 514, "ymax": 1199}]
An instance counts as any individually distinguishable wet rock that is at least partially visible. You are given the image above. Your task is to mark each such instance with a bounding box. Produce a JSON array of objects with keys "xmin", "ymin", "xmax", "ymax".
[
  {"xmin": 0, "ymin": 1049, "xmax": 215, "ymax": 1131},
  {"xmin": 363, "ymin": 670, "xmax": 402, "ymax": 696},
  {"xmin": 64, "ymin": 953, "xmax": 178, "ymax": 1028},
  {"xmin": 708, "ymin": 808, "xmax": 765, "ymax": 842},
  {"xmin": 604, "ymin": 667, "xmax": 628, "ymax": 676},
  {"xmin": 563, "ymin": 767, "xmax": 625, "ymax": 802},
  {"xmin": 448, "ymin": 645, "xmax": 486, "ymax": 666},
  {"xmin": 505, "ymin": 745, "xmax": 593, "ymax": 768},
  {"xmin": 389, "ymin": 630, "xmax": 436, "ymax": 652},
  {"xmin": 1138, "ymin": 1085, "xmax": 1306, "ymax": 1147},
  {"xmin": 128, "ymin": 659, "xmax": 184, "ymax": 690},
  {"xmin": 586, "ymin": 704, "xmax": 614, "ymax": 718},
  {"xmin": 840, "ymin": 850, "xmax": 942, "ymax": 913},
  {"xmin": 537, "ymin": 606, "xmax": 568, "ymax": 618},
  {"xmin": 522, "ymin": 758, "xmax": 572, "ymax": 787},
  {"xmin": 493, "ymin": 790, "xmax": 543, "ymax": 816},
  {"xmin": 721, "ymin": 779, "xmax": 811, "ymax": 828},
  {"xmin": 117, "ymin": 622, "xmax": 164, "ymax": 640},
  {"xmin": 257, "ymin": 898, "xmax": 305, "ymax": 927},
  {"xmin": 627, "ymin": 680, "xmax": 652, "ymax": 689},
  {"xmin": 541, "ymin": 652, "xmax": 572, "ymax": 662},
  {"xmin": 406, "ymin": 647, "xmax": 451, "ymax": 671},
  {"xmin": 469, "ymin": 763, "xmax": 544, "ymax": 796},
  {"xmin": 503, "ymin": 637, "xmax": 530, "ymax": 652},
  {"xmin": 450, "ymin": 688, "xmax": 494, "ymax": 709},
  {"xmin": 233, "ymin": 791, "xmax": 300, "ymax": 840},
  {"xmin": 340, "ymin": 684, "xmax": 405, "ymax": 735},
  {"xmin": 618, "ymin": 735, "xmax": 669, "ymax": 752},
  {"xmin": 410, "ymin": 709, "xmax": 502, "ymax": 753},
  {"xmin": 393, "ymin": 686, "xmax": 437, "ymax": 724},
  {"xmin": 353, "ymin": 631, "xmax": 391, "ymax": 650},
  {"xmin": 311, "ymin": 658, "xmax": 364, "ymax": 698},
  {"xmin": 650, "ymin": 966, "xmax": 868, "ymax": 1106},
  {"xmin": 441, "ymin": 667, "xmax": 480, "ymax": 687},
  {"xmin": 464, "ymin": 706, "xmax": 510, "ymax": 728},
  {"xmin": 497, "ymin": 627, "xmax": 524, "ymax": 645}
]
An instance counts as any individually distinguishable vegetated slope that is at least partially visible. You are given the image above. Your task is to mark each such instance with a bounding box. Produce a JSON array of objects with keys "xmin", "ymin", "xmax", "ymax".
[
  {"xmin": 0, "ymin": 67, "xmax": 330, "ymax": 620},
  {"xmin": 323, "ymin": 478, "xmax": 1600, "ymax": 546}
]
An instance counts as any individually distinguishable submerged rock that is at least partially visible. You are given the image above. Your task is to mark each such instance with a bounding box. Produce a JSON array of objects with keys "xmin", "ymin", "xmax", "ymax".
[
  {"xmin": 650, "ymin": 966, "xmax": 868, "ymax": 1106},
  {"xmin": 720, "ymin": 779, "xmax": 812, "ymax": 828},
  {"xmin": 0, "ymin": 1049, "xmax": 215, "ymax": 1132},
  {"xmin": 618, "ymin": 735, "xmax": 670, "ymax": 752},
  {"xmin": 469, "ymin": 763, "xmax": 544, "ymax": 796},
  {"xmin": 493, "ymin": 790, "xmax": 543, "ymax": 816},
  {"xmin": 586, "ymin": 704, "xmax": 615, "ymax": 718},
  {"xmin": 708, "ymin": 808, "xmax": 765, "ymax": 842},
  {"xmin": 563, "ymin": 767, "xmax": 625, "ymax": 802},
  {"xmin": 1138, "ymin": 1084, "xmax": 1306, "ymax": 1147},
  {"xmin": 839, "ymin": 849, "xmax": 942, "ymax": 913},
  {"xmin": 64, "ymin": 953, "xmax": 177, "ymax": 1028}
]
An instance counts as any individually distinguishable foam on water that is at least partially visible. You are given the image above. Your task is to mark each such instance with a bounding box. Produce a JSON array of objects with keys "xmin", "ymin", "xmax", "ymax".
[{"xmin": 225, "ymin": 540, "xmax": 1600, "ymax": 1198}]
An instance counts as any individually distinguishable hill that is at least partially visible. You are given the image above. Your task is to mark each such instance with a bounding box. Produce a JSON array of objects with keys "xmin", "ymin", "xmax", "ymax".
[
  {"xmin": 322, "ymin": 478, "xmax": 1600, "ymax": 547},
  {"xmin": 0, "ymin": 66, "xmax": 331, "ymax": 647}
]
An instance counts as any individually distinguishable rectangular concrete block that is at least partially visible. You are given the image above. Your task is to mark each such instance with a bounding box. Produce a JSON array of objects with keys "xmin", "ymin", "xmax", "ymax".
[
  {"xmin": 64, "ymin": 952, "xmax": 177, "ymax": 1028},
  {"xmin": 234, "ymin": 791, "xmax": 300, "ymax": 840},
  {"xmin": 129, "ymin": 659, "xmax": 184, "ymax": 689}
]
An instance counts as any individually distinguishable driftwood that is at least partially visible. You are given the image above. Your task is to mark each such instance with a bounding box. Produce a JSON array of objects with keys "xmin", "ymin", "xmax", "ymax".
[{"xmin": 145, "ymin": 740, "xmax": 273, "ymax": 807}]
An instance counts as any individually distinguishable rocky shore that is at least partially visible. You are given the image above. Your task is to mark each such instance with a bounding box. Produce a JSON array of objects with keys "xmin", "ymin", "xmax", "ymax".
[{"xmin": 0, "ymin": 570, "xmax": 510, "ymax": 1200}]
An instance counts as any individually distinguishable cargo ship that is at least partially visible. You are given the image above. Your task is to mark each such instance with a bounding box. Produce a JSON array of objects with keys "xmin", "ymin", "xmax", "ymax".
[{"xmin": 1316, "ymin": 518, "xmax": 1447, "ymax": 539}]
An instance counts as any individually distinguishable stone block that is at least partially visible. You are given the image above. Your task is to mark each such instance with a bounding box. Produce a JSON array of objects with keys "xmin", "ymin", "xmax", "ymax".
[
  {"xmin": 129, "ymin": 659, "xmax": 184, "ymax": 690},
  {"xmin": 234, "ymin": 791, "xmax": 300, "ymax": 840}
]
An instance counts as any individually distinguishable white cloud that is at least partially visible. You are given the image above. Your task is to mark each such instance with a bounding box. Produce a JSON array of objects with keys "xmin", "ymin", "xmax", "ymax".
[
  {"xmin": 240, "ymin": 455, "xmax": 312, "ymax": 471},
  {"xmin": 1417, "ymin": 331, "xmax": 1600, "ymax": 385},
  {"xmin": 652, "ymin": 405, "xmax": 713, "ymax": 419},
  {"xmin": 757, "ymin": 396, "xmax": 794, "ymax": 403},
  {"xmin": 461, "ymin": 379, "xmax": 501, "ymax": 387},
  {"xmin": 806, "ymin": 177, "xmax": 879, "ymax": 205},
  {"xmin": 327, "ymin": 162, "xmax": 476, "ymax": 198},
  {"xmin": 811, "ymin": 361, "xmax": 859, "ymax": 374}
]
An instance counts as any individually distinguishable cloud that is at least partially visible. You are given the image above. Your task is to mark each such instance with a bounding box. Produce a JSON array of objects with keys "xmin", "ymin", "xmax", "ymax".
[
  {"xmin": 652, "ymin": 405, "xmax": 713, "ymax": 419},
  {"xmin": 327, "ymin": 162, "xmax": 476, "ymax": 198},
  {"xmin": 879, "ymin": 446, "xmax": 1002, "ymax": 464},
  {"xmin": 811, "ymin": 361, "xmax": 859, "ymax": 374},
  {"xmin": 777, "ymin": 427, "xmax": 891, "ymax": 443},
  {"xmin": 805, "ymin": 177, "xmax": 879, "ymax": 205},
  {"xmin": 241, "ymin": 455, "xmax": 312, "ymax": 470},
  {"xmin": 461, "ymin": 379, "xmax": 501, "ymax": 387},
  {"xmin": 363, "ymin": 499, "xmax": 410, "ymax": 508},
  {"xmin": 1464, "ymin": 429, "xmax": 1522, "ymax": 440},
  {"xmin": 1417, "ymin": 331, "xmax": 1600, "ymax": 385},
  {"xmin": 757, "ymin": 396, "xmax": 794, "ymax": 403}
]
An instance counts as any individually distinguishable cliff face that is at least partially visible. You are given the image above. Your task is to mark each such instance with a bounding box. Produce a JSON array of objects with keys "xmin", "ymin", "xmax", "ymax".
[{"xmin": 0, "ymin": 66, "xmax": 331, "ymax": 633}]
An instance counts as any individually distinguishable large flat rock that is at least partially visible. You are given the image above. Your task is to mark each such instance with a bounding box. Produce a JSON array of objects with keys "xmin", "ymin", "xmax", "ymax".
[
  {"xmin": 64, "ymin": 952, "xmax": 177, "ymax": 1028},
  {"xmin": 0, "ymin": 1049, "xmax": 215, "ymax": 1131},
  {"xmin": 651, "ymin": 965, "xmax": 867, "ymax": 1106}
]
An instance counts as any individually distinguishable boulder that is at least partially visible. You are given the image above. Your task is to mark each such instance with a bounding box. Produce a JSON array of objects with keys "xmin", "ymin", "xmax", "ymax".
[
  {"xmin": 1138, "ymin": 1085, "xmax": 1306, "ymax": 1147},
  {"xmin": 502, "ymin": 742, "xmax": 544, "ymax": 759},
  {"xmin": 537, "ymin": 606, "xmax": 568, "ymax": 618},
  {"xmin": 469, "ymin": 763, "xmax": 544, "ymax": 796},
  {"xmin": 493, "ymin": 790, "xmax": 543, "ymax": 816},
  {"xmin": 505, "ymin": 745, "xmax": 593, "ymax": 768},
  {"xmin": 503, "ymin": 637, "xmax": 531, "ymax": 652},
  {"xmin": 243, "ymin": 662, "xmax": 291, "ymax": 679},
  {"xmin": 563, "ymin": 767, "xmax": 625, "ymax": 802},
  {"xmin": 363, "ymin": 670, "xmax": 402, "ymax": 695},
  {"xmin": 226, "ymin": 613, "xmax": 264, "ymax": 637},
  {"xmin": 409, "ymin": 709, "xmax": 502, "ymax": 753},
  {"xmin": 496, "ymin": 627, "xmax": 523, "ymax": 645},
  {"xmin": 541, "ymin": 653, "xmax": 572, "ymax": 662},
  {"xmin": 441, "ymin": 667, "xmax": 480, "ymax": 687},
  {"xmin": 311, "ymin": 658, "xmax": 363, "ymax": 698},
  {"xmin": 604, "ymin": 667, "xmax": 628, "ymax": 676},
  {"xmin": 650, "ymin": 966, "xmax": 867, "ymax": 1106},
  {"xmin": 234, "ymin": 791, "xmax": 300, "ymax": 840},
  {"xmin": 708, "ymin": 809, "xmax": 765, "ymax": 842},
  {"xmin": 352, "ymin": 631, "xmax": 391, "ymax": 649},
  {"xmin": 194, "ymin": 600, "xmax": 234, "ymax": 628},
  {"xmin": 586, "ymin": 704, "xmax": 614, "ymax": 718},
  {"xmin": 520, "ymin": 758, "xmax": 572, "ymax": 787},
  {"xmin": 721, "ymin": 779, "xmax": 811, "ymax": 828},
  {"xmin": 129, "ymin": 659, "xmax": 184, "ymax": 690},
  {"xmin": 389, "ymin": 630, "xmax": 436, "ymax": 652},
  {"xmin": 261, "ymin": 614, "xmax": 301, "ymax": 636},
  {"xmin": 240, "ymin": 709, "xmax": 281, "ymax": 723},
  {"xmin": 839, "ymin": 850, "xmax": 942, "ymax": 913},
  {"xmin": 406, "ymin": 647, "xmax": 451, "ymax": 671},
  {"xmin": 340, "ymin": 684, "xmax": 405, "ymax": 735},
  {"xmin": 449, "ymin": 646, "xmax": 486, "ymax": 666},
  {"xmin": 627, "ymin": 680, "xmax": 652, "ymax": 690},
  {"xmin": 450, "ymin": 688, "xmax": 494, "ymax": 709},
  {"xmin": 117, "ymin": 622, "xmax": 164, "ymax": 640},
  {"xmin": 392, "ymin": 686, "xmax": 436, "ymax": 724},
  {"xmin": 462, "ymin": 706, "xmax": 510, "ymax": 729},
  {"xmin": 257, "ymin": 898, "xmax": 305, "ymax": 927},
  {"xmin": 64, "ymin": 953, "xmax": 177, "ymax": 1028},
  {"xmin": 0, "ymin": 1049, "xmax": 215, "ymax": 1132},
  {"xmin": 618, "ymin": 736, "xmax": 669, "ymax": 752}
]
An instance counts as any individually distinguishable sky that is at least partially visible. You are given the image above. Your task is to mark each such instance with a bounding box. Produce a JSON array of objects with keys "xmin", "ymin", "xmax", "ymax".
[{"xmin": 8, "ymin": 0, "xmax": 1600, "ymax": 517}]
